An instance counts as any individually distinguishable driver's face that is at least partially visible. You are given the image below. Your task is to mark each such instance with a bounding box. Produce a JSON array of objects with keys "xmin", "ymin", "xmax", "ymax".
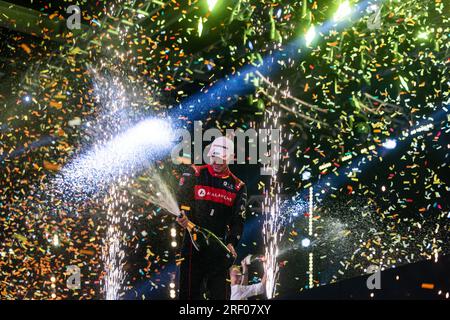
[{"xmin": 210, "ymin": 156, "xmax": 228, "ymax": 173}]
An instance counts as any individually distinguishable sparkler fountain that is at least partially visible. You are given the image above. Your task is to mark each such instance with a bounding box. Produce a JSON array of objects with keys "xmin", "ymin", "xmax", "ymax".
[
  {"xmin": 97, "ymin": 114, "xmax": 176, "ymax": 299},
  {"xmin": 262, "ymin": 107, "xmax": 283, "ymax": 299},
  {"xmin": 52, "ymin": 67, "xmax": 176, "ymax": 299}
]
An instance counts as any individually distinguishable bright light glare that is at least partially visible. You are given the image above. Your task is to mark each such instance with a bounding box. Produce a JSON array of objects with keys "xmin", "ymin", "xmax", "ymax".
[
  {"xmin": 302, "ymin": 171, "xmax": 311, "ymax": 181},
  {"xmin": 207, "ymin": 0, "xmax": 218, "ymax": 11},
  {"xmin": 301, "ymin": 238, "xmax": 311, "ymax": 248},
  {"xmin": 305, "ymin": 25, "xmax": 316, "ymax": 47},
  {"xmin": 382, "ymin": 139, "xmax": 397, "ymax": 149},
  {"xmin": 58, "ymin": 118, "xmax": 174, "ymax": 195},
  {"xmin": 128, "ymin": 118, "xmax": 174, "ymax": 148},
  {"xmin": 334, "ymin": 1, "xmax": 352, "ymax": 21}
]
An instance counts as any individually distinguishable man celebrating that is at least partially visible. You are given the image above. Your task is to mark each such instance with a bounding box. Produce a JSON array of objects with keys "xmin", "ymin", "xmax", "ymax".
[
  {"xmin": 230, "ymin": 255, "xmax": 267, "ymax": 300},
  {"xmin": 176, "ymin": 136, "xmax": 247, "ymax": 300}
]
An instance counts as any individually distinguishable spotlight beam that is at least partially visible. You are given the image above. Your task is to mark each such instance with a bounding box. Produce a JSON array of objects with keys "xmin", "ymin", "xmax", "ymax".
[{"xmin": 173, "ymin": 0, "xmax": 376, "ymax": 120}]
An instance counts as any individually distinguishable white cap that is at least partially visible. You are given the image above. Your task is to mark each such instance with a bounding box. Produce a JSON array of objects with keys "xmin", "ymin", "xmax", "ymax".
[{"xmin": 207, "ymin": 136, "xmax": 234, "ymax": 162}]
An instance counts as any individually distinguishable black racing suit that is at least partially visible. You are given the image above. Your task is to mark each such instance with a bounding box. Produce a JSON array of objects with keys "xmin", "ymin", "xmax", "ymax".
[{"xmin": 177, "ymin": 164, "xmax": 247, "ymax": 300}]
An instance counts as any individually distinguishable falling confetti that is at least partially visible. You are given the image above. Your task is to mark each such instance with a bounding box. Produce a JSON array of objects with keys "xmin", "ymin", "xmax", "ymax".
[{"xmin": 0, "ymin": 0, "xmax": 448, "ymax": 300}]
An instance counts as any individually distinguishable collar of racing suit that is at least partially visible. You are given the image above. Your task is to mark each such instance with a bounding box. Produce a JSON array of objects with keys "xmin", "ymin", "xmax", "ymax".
[{"xmin": 206, "ymin": 163, "xmax": 231, "ymax": 179}]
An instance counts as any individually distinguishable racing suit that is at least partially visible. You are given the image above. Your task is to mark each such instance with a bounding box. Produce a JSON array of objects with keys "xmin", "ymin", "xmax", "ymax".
[{"xmin": 177, "ymin": 164, "xmax": 247, "ymax": 300}]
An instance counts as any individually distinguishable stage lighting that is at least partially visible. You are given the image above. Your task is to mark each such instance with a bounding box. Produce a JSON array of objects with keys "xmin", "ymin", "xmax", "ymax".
[
  {"xmin": 170, "ymin": 289, "xmax": 176, "ymax": 299},
  {"xmin": 334, "ymin": 1, "xmax": 352, "ymax": 21},
  {"xmin": 305, "ymin": 25, "xmax": 316, "ymax": 47},
  {"xmin": 207, "ymin": 0, "xmax": 218, "ymax": 11},
  {"xmin": 382, "ymin": 139, "xmax": 397, "ymax": 149},
  {"xmin": 23, "ymin": 95, "xmax": 31, "ymax": 103},
  {"xmin": 368, "ymin": 4, "xmax": 379, "ymax": 12},
  {"xmin": 170, "ymin": 227, "xmax": 177, "ymax": 237},
  {"xmin": 302, "ymin": 171, "xmax": 311, "ymax": 181},
  {"xmin": 169, "ymin": 282, "xmax": 175, "ymax": 289},
  {"xmin": 171, "ymin": 241, "xmax": 177, "ymax": 247},
  {"xmin": 301, "ymin": 238, "xmax": 311, "ymax": 248},
  {"xmin": 381, "ymin": 185, "xmax": 386, "ymax": 192}
]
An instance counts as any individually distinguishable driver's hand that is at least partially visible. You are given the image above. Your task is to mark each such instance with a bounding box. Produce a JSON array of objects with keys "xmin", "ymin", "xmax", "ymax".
[{"xmin": 176, "ymin": 211, "xmax": 189, "ymax": 229}]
